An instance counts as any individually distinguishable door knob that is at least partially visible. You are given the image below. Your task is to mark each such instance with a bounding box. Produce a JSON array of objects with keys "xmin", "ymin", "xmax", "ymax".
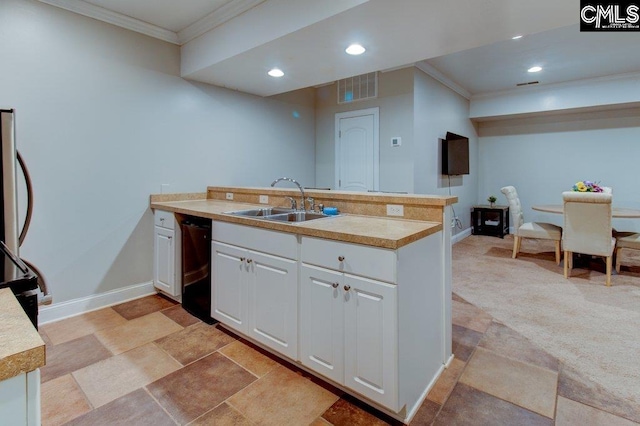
[
  {"xmin": 338, "ymin": 256, "xmax": 345, "ymax": 262},
  {"xmin": 331, "ymin": 282, "xmax": 339, "ymax": 288},
  {"xmin": 247, "ymin": 259, "xmax": 253, "ymax": 264},
  {"xmin": 344, "ymin": 285, "xmax": 351, "ymax": 291}
]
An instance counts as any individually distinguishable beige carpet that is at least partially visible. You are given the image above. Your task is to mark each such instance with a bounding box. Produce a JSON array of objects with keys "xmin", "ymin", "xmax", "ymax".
[{"xmin": 452, "ymin": 235, "xmax": 640, "ymax": 406}]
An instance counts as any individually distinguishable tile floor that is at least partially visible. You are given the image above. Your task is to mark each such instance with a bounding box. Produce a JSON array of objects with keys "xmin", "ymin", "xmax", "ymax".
[{"xmin": 39, "ymin": 294, "xmax": 640, "ymax": 425}]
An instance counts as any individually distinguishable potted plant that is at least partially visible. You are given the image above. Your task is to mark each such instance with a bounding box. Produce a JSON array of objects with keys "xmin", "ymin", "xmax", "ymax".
[{"xmin": 487, "ymin": 195, "xmax": 497, "ymax": 207}]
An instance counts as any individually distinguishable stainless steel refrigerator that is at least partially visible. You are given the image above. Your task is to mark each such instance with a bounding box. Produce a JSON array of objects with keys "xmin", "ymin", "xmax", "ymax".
[{"xmin": 0, "ymin": 108, "xmax": 49, "ymax": 328}]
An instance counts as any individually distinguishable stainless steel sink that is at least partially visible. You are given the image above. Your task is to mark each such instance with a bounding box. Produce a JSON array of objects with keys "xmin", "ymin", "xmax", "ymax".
[
  {"xmin": 226, "ymin": 207, "xmax": 293, "ymax": 217},
  {"xmin": 226, "ymin": 208, "xmax": 332, "ymax": 222},
  {"xmin": 264, "ymin": 211, "xmax": 330, "ymax": 222}
]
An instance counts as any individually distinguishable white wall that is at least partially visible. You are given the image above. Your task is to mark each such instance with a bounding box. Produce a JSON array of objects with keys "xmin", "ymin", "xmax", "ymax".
[
  {"xmin": 315, "ymin": 68, "xmax": 414, "ymax": 192},
  {"xmin": 478, "ymin": 107, "xmax": 640, "ymax": 232},
  {"xmin": 1, "ymin": 0, "xmax": 315, "ymax": 304},
  {"xmin": 413, "ymin": 69, "xmax": 478, "ymax": 236}
]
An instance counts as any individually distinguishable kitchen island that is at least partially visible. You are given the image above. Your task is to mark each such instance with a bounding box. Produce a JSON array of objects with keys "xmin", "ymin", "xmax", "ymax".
[
  {"xmin": 0, "ymin": 288, "xmax": 45, "ymax": 425},
  {"xmin": 150, "ymin": 186, "xmax": 456, "ymax": 423}
]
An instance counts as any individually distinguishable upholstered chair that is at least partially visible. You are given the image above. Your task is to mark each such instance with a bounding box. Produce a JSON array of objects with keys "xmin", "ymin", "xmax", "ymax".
[
  {"xmin": 562, "ymin": 191, "xmax": 615, "ymax": 286},
  {"xmin": 500, "ymin": 186, "xmax": 562, "ymax": 264},
  {"xmin": 614, "ymin": 232, "xmax": 640, "ymax": 273}
]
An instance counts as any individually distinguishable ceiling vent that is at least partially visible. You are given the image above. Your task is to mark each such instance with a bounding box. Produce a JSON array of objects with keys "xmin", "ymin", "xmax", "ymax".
[{"xmin": 337, "ymin": 72, "xmax": 378, "ymax": 104}]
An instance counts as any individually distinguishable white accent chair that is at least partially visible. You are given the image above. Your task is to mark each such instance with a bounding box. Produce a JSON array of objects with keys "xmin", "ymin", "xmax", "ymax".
[
  {"xmin": 614, "ymin": 232, "xmax": 640, "ymax": 273},
  {"xmin": 562, "ymin": 191, "xmax": 615, "ymax": 286},
  {"xmin": 500, "ymin": 186, "xmax": 562, "ymax": 264}
]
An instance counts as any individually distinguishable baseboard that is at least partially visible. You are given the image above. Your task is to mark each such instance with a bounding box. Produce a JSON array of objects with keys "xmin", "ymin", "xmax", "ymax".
[
  {"xmin": 451, "ymin": 227, "xmax": 472, "ymax": 244},
  {"xmin": 38, "ymin": 281, "xmax": 156, "ymax": 325}
]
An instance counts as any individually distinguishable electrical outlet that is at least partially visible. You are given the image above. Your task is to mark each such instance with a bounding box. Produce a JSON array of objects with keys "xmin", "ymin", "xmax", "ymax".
[
  {"xmin": 226, "ymin": 192, "xmax": 233, "ymax": 200},
  {"xmin": 259, "ymin": 195, "xmax": 269, "ymax": 204},
  {"xmin": 386, "ymin": 204, "xmax": 404, "ymax": 216}
]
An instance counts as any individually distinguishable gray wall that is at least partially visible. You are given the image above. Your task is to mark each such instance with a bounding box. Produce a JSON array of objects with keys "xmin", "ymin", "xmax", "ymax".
[
  {"xmin": 413, "ymin": 69, "xmax": 478, "ymax": 236},
  {"xmin": 478, "ymin": 108, "xmax": 640, "ymax": 233},
  {"xmin": 315, "ymin": 68, "xmax": 414, "ymax": 192},
  {"xmin": 1, "ymin": 0, "xmax": 316, "ymax": 303}
]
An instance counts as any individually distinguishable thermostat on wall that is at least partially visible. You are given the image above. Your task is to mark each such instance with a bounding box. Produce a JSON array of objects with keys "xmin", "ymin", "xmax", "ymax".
[{"xmin": 391, "ymin": 137, "xmax": 401, "ymax": 147}]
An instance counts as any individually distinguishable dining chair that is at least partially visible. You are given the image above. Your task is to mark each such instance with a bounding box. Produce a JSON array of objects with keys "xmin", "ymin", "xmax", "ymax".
[
  {"xmin": 500, "ymin": 186, "xmax": 562, "ymax": 264},
  {"xmin": 562, "ymin": 191, "xmax": 615, "ymax": 286},
  {"xmin": 614, "ymin": 231, "xmax": 640, "ymax": 273}
]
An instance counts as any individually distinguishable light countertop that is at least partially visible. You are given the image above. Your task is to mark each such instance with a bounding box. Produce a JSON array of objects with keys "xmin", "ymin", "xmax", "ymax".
[
  {"xmin": 0, "ymin": 288, "xmax": 45, "ymax": 382},
  {"xmin": 150, "ymin": 199, "xmax": 442, "ymax": 250}
]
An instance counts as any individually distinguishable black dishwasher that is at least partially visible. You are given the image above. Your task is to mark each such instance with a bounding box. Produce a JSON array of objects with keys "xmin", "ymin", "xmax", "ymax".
[{"xmin": 181, "ymin": 216, "xmax": 215, "ymax": 324}]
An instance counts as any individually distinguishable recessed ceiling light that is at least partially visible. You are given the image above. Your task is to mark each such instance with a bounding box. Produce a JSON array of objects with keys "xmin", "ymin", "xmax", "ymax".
[
  {"xmin": 528, "ymin": 66, "xmax": 542, "ymax": 73},
  {"xmin": 345, "ymin": 44, "xmax": 366, "ymax": 55},
  {"xmin": 512, "ymin": 35, "xmax": 523, "ymax": 40},
  {"xmin": 268, "ymin": 68, "xmax": 284, "ymax": 77}
]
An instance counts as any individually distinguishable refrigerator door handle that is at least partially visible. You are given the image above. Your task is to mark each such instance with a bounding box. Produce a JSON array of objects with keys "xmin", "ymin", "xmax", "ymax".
[{"xmin": 17, "ymin": 150, "xmax": 33, "ymax": 247}]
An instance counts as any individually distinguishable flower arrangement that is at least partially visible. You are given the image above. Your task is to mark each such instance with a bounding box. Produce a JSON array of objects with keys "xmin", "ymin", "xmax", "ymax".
[
  {"xmin": 487, "ymin": 195, "xmax": 497, "ymax": 205},
  {"xmin": 572, "ymin": 180, "xmax": 603, "ymax": 192}
]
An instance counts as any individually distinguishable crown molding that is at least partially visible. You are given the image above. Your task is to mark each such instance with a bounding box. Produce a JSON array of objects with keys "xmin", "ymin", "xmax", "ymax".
[
  {"xmin": 178, "ymin": 0, "xmax": 266, "ymax": 45},
  {"xmin": 39, "ymin": 0, "xmax": 179, "ymax": 44},
  {"xmin": 471, "ymin": 71, "xmax": 640, "ymax": 101},
  {"xmin": 414, "ymin": 62, "xmax": 472, "ymax": 100}
]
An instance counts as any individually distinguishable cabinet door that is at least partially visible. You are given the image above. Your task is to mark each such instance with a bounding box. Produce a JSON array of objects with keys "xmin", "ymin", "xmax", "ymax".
[
  {"xmin": 343, "ymin": 274, "xmax": 398, "ymax": 410},
  {"xmin": 154, "ymin": 226, "xmax": 176, "ymax": 295},
  {"xmin": 211, "ymin": 242, "xmax": 248, "ymax": 333},
  {"xmin": 300, "ymin": 264, "xmax": 344, "ymax": 383},
  {"xmin": 248, "ymin": 250, "xmax": 298, "ymax": 359}
]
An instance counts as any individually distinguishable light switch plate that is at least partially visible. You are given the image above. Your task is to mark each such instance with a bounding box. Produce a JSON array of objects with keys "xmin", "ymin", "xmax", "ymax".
[
  {"xmin": 226, "ymin": 193, "xmax": 234, "ymax": 200},
  {"xmin": 259, "ymin": 195, "xmax": 269, "ymax": 204}
]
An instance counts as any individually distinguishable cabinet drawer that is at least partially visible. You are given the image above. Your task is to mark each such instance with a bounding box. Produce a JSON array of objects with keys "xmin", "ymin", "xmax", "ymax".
[
  {"xmin": 154, "ymin": 210, "xmax": 175, "ymax": 230},
  {"xmin": 213, "ymin": 221, "xmax": 297, "ymax": 260},
  {"xmin": 301, "ymin": 237, "xmax": 396, "ymax": 283}
]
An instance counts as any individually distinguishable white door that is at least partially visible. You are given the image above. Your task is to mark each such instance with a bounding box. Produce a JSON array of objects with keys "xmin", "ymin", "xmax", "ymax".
[
  {"xmin": 300, "ymin": 264, "xmax": 345, "ymax": 383},
  {"xmin": 211, "ymin": 242, "xmax": 248, "ymax": 333},
  {"xmin": 247, "ymin": 250, "xmax": 298, "ymax": 359},
  {"xmin": 154, "ymin": 226, "xmax": 175, "ymax": 295},
  {"xmin": 335, "ymin": 108, "xmax": 379, "ymax": 191},
  {"xmin": 343, "ymin": 274, "xmax": 398, "ymax": 410}
]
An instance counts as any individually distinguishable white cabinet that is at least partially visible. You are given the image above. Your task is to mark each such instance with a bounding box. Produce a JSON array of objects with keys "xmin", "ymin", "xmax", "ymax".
[
  {"xmin": 153, "ymin": 210, "xmax": 181, "ymax": 299},
  {"xmin": 211, "ymin": 222, "xmax": 298, "ymax": 359},
  {"xmin": 300, "ymin": 234, "xmax": 443, "ymax": 417},
  {"xmin": 343, "ymin": 274, "xmax": 397, "ymax": 409},
  {"xmin": 211, "ymin": 241, "xmax": 247, "ymax": 331},
  {"xmin": 300, "ymin": 249, "xmax": 398, "ymax": 410},
  {"xmin": 0, "ymin": 369, "xmax": 40, "ymax": 426}
]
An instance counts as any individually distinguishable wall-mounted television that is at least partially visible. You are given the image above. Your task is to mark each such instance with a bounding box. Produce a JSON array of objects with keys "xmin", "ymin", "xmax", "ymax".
[{"xmin": 441, "ymin": 132, "xmax": 469, "ymax": 175}]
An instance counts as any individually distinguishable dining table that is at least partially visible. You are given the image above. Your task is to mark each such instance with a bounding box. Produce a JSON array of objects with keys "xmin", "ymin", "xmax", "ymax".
[{"xmin": 532, "ymin": 205, "xmax": 640, "ymax": 218}]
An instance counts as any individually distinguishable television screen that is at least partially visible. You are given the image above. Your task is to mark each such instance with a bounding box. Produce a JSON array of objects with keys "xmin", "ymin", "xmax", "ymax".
[{"xmin": 442, "ymin": 132, "xmax": 469, "ymax": 175}]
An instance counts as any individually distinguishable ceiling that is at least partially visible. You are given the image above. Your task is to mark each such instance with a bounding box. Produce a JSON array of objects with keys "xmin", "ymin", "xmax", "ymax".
[{"xmin": 39, "ymin": 0, "xmax": 640, "ymax": 98}]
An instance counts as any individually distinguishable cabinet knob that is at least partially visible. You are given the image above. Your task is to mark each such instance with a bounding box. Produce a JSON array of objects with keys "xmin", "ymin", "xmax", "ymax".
[
  {"xmin": 344, "ymin": 285, "xmax": 351, "ymax": 291},
  {"xmin": 167, "ymin": 236, "xmax": 172, "ymax": 240},
  {"xmin": 247, "ymin": 259, "xmax": 253, "ymax": 264},
  {"xmin": 331, "ymin": 282, "xmax": 339, "ymax": 288},
  {"xmin": 240, "ymin": 257, "xmax": 246, "ymax": 262},
  {"xmin": 338, "ymin": 256, "xmax": 345, "ymax": 262}
]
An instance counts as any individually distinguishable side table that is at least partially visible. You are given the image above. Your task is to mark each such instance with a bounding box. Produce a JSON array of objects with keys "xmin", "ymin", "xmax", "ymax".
[{"xmin": 471, "ymin": 205, "xmax": 510, "ymax": 238}]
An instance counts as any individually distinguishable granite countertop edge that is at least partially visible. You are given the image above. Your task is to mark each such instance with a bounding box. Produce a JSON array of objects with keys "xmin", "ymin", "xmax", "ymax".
[
  {"xmin": 150, "ymin": 199, "xmax": 442, "ymax": 250},
  {"xmin": 0, "ymin": 289, "xmax": 46, "ymax": 382}
]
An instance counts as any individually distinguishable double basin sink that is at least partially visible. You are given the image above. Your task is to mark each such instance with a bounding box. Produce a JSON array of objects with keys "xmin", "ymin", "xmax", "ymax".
[{"xmin": 226, "ymin": 207, "xmax": 332, "ymax": 223}]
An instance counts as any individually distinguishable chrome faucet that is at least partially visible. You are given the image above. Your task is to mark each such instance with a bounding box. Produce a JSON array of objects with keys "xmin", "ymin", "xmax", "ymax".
[{"xmin": 271, "ymin": 177, "xmax": 305, "ymax": 211}]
